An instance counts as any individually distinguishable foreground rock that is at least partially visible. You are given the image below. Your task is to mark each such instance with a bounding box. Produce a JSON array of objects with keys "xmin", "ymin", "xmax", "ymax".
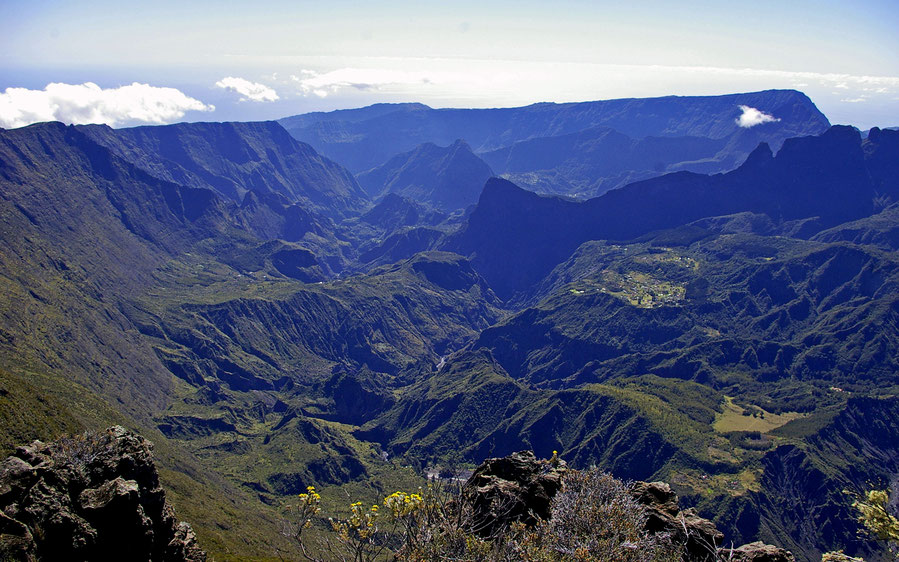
[
  {"xmin": 463, "ymin": 450, "xmax": 567, "ymax": 536},
  {"xmin": 0, "ymin": 426, "xmax": 205, "ymax": 561},
  {"xmin": 719, "ymin": 541, "xmax": 796, "ymax": 561},
  {"xmin": 463, "ymin": 451, "xmax": 793, "ymax": 561},
  {"xmin": 630, "ymin": 480, "xmax": 725, "ymax": 559}
]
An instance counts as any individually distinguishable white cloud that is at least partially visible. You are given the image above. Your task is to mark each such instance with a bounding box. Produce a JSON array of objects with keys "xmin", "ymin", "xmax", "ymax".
[
  {"xmin": 665, "ymin": 65, "xmax": 899, "ymax": 89},
  {"xmin": 841, "ymin": 97, "xmax": 867, "ymax": 103},
  {"xmin": 0, "ymin": 82, "xmax": 213, "ymax": 129},
  {"xmin": 215, "ymin": 77, "xmax": 279, "ymax": 102},
  {"xmin": 291, "ymin": 68, "xmax": 433, "ymax": 98},
  {"xmin": 282, "ymin": 60, "xmax": 899, "ymax": 110},
  {"xmin": 736, "ymin": 105, "xmax": 781, "ymax": 128}
]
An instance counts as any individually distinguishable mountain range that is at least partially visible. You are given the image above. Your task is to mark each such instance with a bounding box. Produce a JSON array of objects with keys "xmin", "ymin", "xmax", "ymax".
[
  {"xmin": 280, "ymin": 89, "xmax": 830, "ymax": 204},
  {"xmin": 0, "ymin": 89, "xmax": 896, "ymax": 561}
]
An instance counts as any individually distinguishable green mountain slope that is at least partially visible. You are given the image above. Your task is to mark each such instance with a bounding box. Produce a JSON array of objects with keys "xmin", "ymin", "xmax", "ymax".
[
  {"xmin": 476, "ymin": 236, "xmax": 899, "ymax": 389},
  {"xmin": 366, "ymin": 230, "xmax": 899, "ymax": 561},
  {"xmin": 0, "ymin": 122, "xmax": 344, "ymax": 558},
  {"xmin": 3, "ymin": 114, "xmax": 899, "ymax": 561}
]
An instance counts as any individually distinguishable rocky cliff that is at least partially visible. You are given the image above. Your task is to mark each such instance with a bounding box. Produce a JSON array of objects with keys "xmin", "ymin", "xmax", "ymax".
[{"xmin": 0, "ymin": 426, "xmax": 205, "ymax": 561}]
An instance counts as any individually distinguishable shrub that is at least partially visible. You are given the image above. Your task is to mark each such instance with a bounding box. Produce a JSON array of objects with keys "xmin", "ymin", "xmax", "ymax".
[
  {"xmin": 47, "ymin": 429, "xmax": 113, "ymax": 473},
  {"xmin": 283, "ymin": 481, "xmax": 505, "ymax": 561},
  {"xmin": 853, "ymin": 488, "xmax": 899, "ymax": 556},
  {"xmin": 283, "ymin": 466, "xmax": 682, "ymax": 561},
  {"xmin": 517, "ymin": 468, "xmax": 680, "ymax": 562}
]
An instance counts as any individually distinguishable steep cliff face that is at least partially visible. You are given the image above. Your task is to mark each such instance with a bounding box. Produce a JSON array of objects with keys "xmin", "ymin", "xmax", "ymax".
[
  {"xmin": 0, "ymin": 426, "xmax": 205, "ymax": 561},
  {"xmin": 80, "ymin": 120, "xmax": 368, "ymax": 220},
  {"xmin": 0, "ymin": 122, "xmax": 216, "ymax": 421},
  {"xmin": 812, "ymin": 204, "xmax": 899, "ymax": 250},
  {"xmin": 481, "ymin": 126, "xmax": 730, "ymax": 198},
  {"xmin": 766, "ymin": 397, "xmax": 899, "ymax": 560}
]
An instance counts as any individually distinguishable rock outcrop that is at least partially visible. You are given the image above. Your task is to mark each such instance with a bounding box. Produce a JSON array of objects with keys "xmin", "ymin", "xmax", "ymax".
[
  {"xmin": 720, "ymin": 541, "xmax": 796, "ymax": 562},
  {"xmin": 463, "ymin": 450, "xmax": 567, "ymax": 537},
  {"xmin": 630, "ymin": 480, "xmax": 726, "ymax": 559},
  {"xmin": 0, "ymin": 426, "xmax": 205, "ymax": 561}
]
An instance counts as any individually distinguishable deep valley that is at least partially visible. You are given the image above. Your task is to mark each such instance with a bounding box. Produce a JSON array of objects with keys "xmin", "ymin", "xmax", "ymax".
[{"xmin": 1, "ymin": 90, "xmax": 897, "ymax": 561}]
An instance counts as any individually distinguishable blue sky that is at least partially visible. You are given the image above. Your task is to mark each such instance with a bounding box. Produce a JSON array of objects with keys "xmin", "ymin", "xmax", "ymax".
[{"xmin": 1, "ymin": 0, "xmax": 898, "ymax": 128}]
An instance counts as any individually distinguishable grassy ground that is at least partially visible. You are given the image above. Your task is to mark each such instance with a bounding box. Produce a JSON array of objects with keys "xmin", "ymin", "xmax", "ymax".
[{"xmin": 713, "ymin": 396, "xmax": 806, "ymax": 433}]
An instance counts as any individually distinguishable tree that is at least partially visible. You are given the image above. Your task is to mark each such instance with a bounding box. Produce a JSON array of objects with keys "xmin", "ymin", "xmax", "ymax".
[{"xmin": 853, "ymin": 489, "xmax": 899, "ymax": 544}]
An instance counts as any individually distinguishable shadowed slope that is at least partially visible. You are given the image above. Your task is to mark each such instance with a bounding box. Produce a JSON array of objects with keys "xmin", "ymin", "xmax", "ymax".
[
  {"xmin": 448, "ymin": 127, "xmax": 898, "ymax": 300},
  {"xmin": 80, "ymin": 120, "xmax": 368, "ymax": 219}
]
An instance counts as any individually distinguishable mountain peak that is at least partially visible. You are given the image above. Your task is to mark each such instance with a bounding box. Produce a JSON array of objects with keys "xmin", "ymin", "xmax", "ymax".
[
  {"xmin": 742, "ymin": 142, "xmax": 774, "ymax": 168},
  {"xmin": 476, "ymin": 176, "xmax": 546, "ymax": 210},
  {"xmin": 775, "ymin": 125, "xmax": 864, "ymax": 166},
  {"xmin": 356, "ymin": 139, "xmax": 494, "ymax": 212}
]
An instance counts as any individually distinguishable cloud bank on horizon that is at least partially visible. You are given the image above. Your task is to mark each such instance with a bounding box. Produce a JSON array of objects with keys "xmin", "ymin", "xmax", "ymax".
[
  {"xmin": 264, "ymin": 60, "xmax": 899, "ymax": 128},
  {"xmin": 282, "ymin": 61, "xmax": 899, "ymax": 103},
  {"xmin": 290, "ymin": 68, "xmax": 433, "ymax": 98},
  {"xmin": 215, "ymin": 77, "xmax": 279, "ymax": 102},
  {"xmin": 2, "ymin": 61, "xmax": 899, "ymax": 130},
  {"xmin": 0, "ymin": 82, "xmax": 213, "ymax": 129}
]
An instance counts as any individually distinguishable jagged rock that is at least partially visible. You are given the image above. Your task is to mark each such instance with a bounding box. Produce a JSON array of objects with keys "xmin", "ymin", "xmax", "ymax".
[
  {"xmin": 167, "ymin": 521, "xmax": 204, "ymax": 560},
  {"xmin": 80, "ymin": 476, "xmax": 141, "ymax": 511},
  {"xmin": 0, "ymin": 511, "xmax": 34, "ymax": 560},
  {"xmin": 631, "ymin": 481, "xmax": 724, "ymax": 560},
  {"xmin": 0, "ymin": 426, "xmax": 205, "ymax": 561},
  {"xmin": 0, "ymin": 457, "xmax": 38, "ymax": 503},
  {"xmin": 721, "ymin": 541, "xmax": 795, "ymax": 561},
  {"xmin": 631, "ymin": 480, "xmax": 681, "ymax": 518},
  {"xmin": 463, "ymin": 450, "xmax": 567, "ymax": 537}
]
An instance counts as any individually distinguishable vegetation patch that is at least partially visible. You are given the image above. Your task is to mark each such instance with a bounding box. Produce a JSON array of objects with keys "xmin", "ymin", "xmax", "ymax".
[
  {"xmin": 670, "ymin": 467, "xmax": 761, "ymax": 498},
  {"xmin": 569, "ymin": 270, "xmax": 686, "ymax": 308},
  {"xmin": 713, "ymin": 396, "xmax": 806, "ymax": 433}
]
